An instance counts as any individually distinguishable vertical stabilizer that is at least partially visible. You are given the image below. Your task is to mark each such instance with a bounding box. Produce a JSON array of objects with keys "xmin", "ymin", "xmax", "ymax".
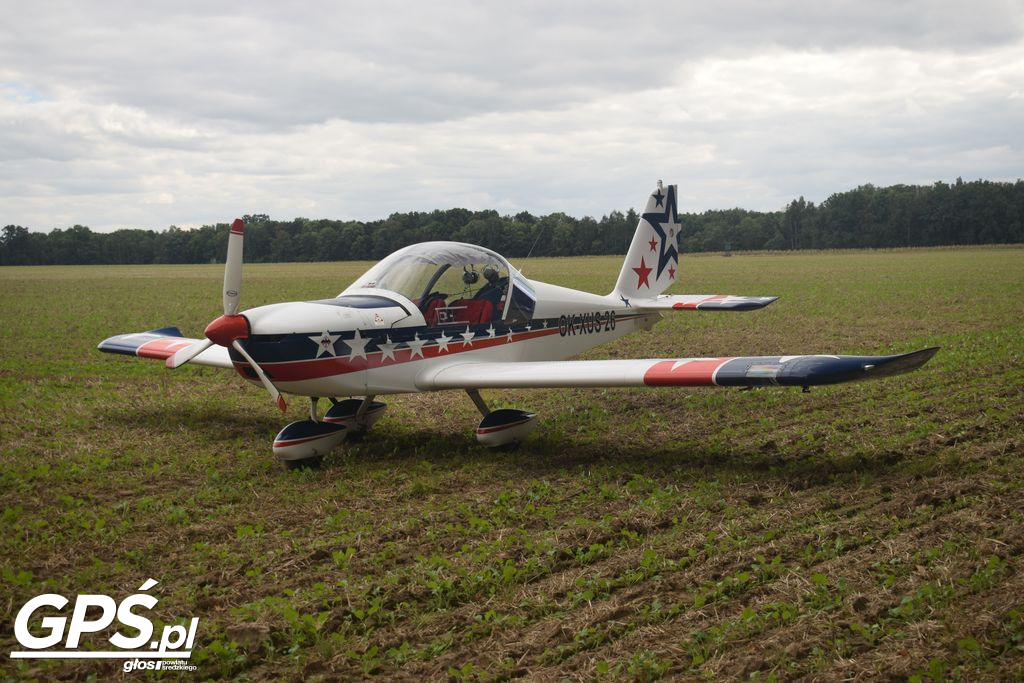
[{"xmin": 612, "ymin": 181, "xmax": 680, "ymax": 300}]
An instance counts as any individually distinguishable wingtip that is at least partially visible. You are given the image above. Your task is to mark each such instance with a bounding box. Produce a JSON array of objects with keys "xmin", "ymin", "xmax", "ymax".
[
  {"xmin": 916, "ymin": 346, "xmax": 941, "ymax": 365},
  {"xmin": 863, "ymin": 346, "xmax": 940, "ymax": 379},
  {"xmin": 231, "ymin": 218, "xmax": 244, "ymax": 235},
  {"xmin": 906, "ymin": 346, "xmax": 940, "ymax": 362}
]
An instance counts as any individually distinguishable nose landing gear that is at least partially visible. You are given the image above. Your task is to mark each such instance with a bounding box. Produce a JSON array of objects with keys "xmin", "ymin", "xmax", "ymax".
[{"xmin": 272, "ymin": 396, "xmax": 388, "ymax": 469}]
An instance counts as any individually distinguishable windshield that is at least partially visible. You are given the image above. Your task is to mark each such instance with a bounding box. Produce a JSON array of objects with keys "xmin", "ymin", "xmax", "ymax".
[{"xmin": 346, "ymin": 242, "xmax": 513, "ymax": 325}]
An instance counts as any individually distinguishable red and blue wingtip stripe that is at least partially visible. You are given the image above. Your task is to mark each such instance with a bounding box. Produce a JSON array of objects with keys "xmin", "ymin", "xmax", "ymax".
[
  {"xmin": 96, "ymin": 327, "xmax": 186, "ymax": 357},
  {"xmin": 98, "ymin": 327, "xmax": 234, "ymax": 369},
  {"xmin": 642, "ymin": 347, "xmax": 940, "ymax": 387},
  {"xmin": 643, "ymin": 358, "xmax": 730, "ymax": 385},
  {"xmin": 664, "ymin": 295, "xmax": 779, "ymax": 311}
]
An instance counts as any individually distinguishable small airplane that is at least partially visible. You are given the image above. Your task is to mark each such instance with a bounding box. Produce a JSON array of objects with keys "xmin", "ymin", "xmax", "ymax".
[{"xmin": 99, "ymin": 182, "xmax": 938, "ymax": 468}]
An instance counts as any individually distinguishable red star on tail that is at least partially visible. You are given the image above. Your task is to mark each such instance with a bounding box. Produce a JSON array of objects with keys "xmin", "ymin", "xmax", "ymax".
[{"xmin": 633, "ymin": 257, "xmax": 653, "ymax": 288}]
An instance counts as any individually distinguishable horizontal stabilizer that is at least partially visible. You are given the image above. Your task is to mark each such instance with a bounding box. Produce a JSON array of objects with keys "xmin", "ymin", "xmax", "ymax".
[
  {"xmin": 631, "ymin": 294, "xmax": 779, "ymax": 311},
  {"xmin": 418, "ymin": 347, "xmax": 939, "ymax": 390},
  {"xmin": 97, "ymin": 328, "xmax": 233, "ymax": 369}
]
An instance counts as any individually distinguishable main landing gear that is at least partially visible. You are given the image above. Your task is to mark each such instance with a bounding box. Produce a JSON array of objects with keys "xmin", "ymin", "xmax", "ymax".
[
  {"xmin": 271, "ymin": 391, "xmax": 537, "ymax": 468},
  {"xmin": 467, "ymin": 389, "xmax": 538, "ymax": 449},
  {"xmin": 272, "ymin": 396, "xmax": 387, "ymax": 469}
]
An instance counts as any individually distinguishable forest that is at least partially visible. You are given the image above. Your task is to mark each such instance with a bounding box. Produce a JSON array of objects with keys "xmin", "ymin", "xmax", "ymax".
[{"xmin": 2, "ymin": 179, "xmax": 1022, "ymax": 265}]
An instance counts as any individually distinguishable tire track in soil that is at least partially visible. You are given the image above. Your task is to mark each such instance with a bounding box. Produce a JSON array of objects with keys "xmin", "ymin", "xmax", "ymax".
[
  {"xmin": 541, "ymin": 483, "xmax": 1023, "ymax": 680},
  {"xmin": 354, "ymin": 472, "xmax": 992, "ymax": 679}
]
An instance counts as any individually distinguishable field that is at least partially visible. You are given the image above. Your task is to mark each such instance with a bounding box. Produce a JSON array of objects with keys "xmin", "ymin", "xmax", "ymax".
[{"xmin": 2, "ymin": 247, "xmax": 1023, "ymax": 681}]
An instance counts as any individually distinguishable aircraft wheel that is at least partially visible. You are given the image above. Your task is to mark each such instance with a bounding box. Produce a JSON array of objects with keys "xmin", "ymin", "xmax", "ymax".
[{"xmin": 283, "ymin": 455, "xmax": 324, "ymax": 470}]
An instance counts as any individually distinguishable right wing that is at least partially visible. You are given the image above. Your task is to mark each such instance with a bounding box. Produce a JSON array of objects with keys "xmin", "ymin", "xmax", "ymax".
[{"xmin": 418, "ymin": 348, "xmax": 939, "ymax": 390}]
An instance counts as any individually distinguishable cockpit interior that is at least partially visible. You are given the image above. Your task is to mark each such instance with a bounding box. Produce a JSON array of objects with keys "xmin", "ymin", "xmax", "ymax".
[{"xmin": 346, "ymin": 242, "xmax": 536, "ymax": 325}]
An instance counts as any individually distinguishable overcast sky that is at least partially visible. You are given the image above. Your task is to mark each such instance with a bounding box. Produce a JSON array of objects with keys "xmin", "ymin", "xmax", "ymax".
[{"xmin": 2, "ymin": 1, "xmax": 1022, "ymax": 232}]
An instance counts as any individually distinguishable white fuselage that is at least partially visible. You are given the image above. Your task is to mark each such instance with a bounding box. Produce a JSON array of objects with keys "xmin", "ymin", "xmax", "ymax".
[{"xmin": 233, "ymin": 279, "xmax": 659, "ymax": 398}]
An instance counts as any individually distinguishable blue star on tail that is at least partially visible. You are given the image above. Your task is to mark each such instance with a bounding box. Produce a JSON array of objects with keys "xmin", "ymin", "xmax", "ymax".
[{"xmin": 642, "ymin": 185, "xmax": 679, "ymax": 279}]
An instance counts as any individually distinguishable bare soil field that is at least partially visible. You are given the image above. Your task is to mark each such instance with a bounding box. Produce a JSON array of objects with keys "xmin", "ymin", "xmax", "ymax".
[{"xmin": 1, "ymin": 247, "xmax": 1022, "ymax": 680}]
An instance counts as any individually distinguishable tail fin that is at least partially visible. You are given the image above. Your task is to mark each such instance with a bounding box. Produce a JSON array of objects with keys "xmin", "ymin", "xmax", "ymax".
[{"xmin": 612, "ymin": 181, "xmax": 680, "ymax": 299}]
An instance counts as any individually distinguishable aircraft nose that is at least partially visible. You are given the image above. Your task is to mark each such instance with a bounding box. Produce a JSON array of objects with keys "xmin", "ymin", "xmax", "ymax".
[
  {"xmin": 204, "ymin": 313, "xmax": 250, "ymax": 346},
  {"xmin": 239, "ymin": 301, "xmax": 370, "ymax": 337}
]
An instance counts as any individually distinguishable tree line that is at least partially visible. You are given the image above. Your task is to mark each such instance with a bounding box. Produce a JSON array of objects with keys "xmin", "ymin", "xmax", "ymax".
[{"xmin": 2, "ymin": 179, "xmax": 1022, "ymax": 266}]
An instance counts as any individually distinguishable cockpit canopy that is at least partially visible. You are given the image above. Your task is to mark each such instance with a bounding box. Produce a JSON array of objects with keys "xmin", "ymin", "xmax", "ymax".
[{"xmin": 343, "ymin": 242, "xmax": 536, "ymax": 326}]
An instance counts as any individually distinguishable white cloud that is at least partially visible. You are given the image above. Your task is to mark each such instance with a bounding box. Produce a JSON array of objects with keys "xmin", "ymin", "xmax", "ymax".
[{"xmin": 0, "ymin": 1, "xmax": 1022, "ymax": 231}]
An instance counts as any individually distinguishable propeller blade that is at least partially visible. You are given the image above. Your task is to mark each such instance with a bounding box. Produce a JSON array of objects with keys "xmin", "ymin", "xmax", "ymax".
[
  {"xmin": 232, "ymin": 340, "xmax": 287, "ymax": 413},
  {"xmin": 223, "ymin": 219, "xmax": 244, "ymax": 315},
  {"xmin": 165, "ymin": 338, "xmax": 214, "ymax": 369}
]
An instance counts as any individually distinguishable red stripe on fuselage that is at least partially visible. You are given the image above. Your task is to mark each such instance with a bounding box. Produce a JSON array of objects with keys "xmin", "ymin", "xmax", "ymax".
[
  {"xmin": 643, "ymin": 358, "xmax": 733, "ymax": 386},
  {"xmin": 239, "ymin": 327, "xmax": 562, "ymax": 382}
]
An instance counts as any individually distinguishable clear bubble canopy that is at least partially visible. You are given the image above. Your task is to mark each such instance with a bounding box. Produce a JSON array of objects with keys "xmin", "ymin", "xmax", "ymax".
[{"xmin": 342, "ymin": 242, "xmax": 535, "ymax": 325}]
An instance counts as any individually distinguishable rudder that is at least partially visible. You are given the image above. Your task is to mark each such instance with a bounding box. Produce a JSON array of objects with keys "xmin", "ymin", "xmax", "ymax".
[{"xmin": 613, "ymin": 181, "xmax": 680, "ymax": 300}]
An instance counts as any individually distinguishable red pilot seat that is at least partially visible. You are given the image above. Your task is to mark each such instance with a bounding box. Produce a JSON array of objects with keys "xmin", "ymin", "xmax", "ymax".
[
  {"xmin": 448, "ymin": 299, "xmax": 493, "ymax": 324},
  {"xmin": 421, "ymin": 295, "xmax": 447, "ymax": 326},
  {"xmin": 420, "ymin": 295, "xmax": 494, "ymax": 326}
]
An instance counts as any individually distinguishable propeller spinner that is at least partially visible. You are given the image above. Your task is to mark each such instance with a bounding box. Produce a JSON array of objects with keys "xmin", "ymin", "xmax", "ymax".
[{"xmin": 165, "ymin": 219, "xmax": 287, "ymax": 412}]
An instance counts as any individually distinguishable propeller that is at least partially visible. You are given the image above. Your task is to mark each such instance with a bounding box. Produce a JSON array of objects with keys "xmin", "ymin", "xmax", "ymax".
[
  {"xmin": 231, "ymin": 340, "xmax": 286, "ymax": 412},
  {"xmin": 165, "ymin": 218, "xmax": 287, "ymax": 412}
]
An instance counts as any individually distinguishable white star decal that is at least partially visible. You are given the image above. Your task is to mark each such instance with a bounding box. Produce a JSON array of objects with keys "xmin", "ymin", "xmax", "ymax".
[
  {"xmin": 406, "ymin": 333, "xmax": 427, "ymax": 359},
  {"xmin": 343, "ymin": 329, "xmax": 370, "ymax": 360},
  {"xmin": 378, "ymin": 336, "xmax": 398, "ymax": 361},
  {"xmin": 460, "ymin": 326, "xmax": 475, "ymax": 346},
  {"xmin": 486, "ymin": 325, "xmax": 496, "ymax": 338},
  {"xmin": 309, "ymin": 331, "xmax": 341, "ymax": 358},
  {"xmin": 506, "ymin": 329, "xmax": 514, "ymax": 343},
  {"xmin": 436, "ymin": 330, "xmax": 453, "ymax": 353}
]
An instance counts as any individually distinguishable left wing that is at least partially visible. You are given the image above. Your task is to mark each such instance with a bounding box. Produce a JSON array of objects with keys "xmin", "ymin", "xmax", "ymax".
[
  {"xmin": 97, "ymin": 327, "xmax": 233, "ymax": 369},
  {"xmin": 417, "ymin": 348, "xmax": 938, "ymax": 390},
  {"xmin": 631, "ymin": 294, "xmax": 778, "ymax": 311}
]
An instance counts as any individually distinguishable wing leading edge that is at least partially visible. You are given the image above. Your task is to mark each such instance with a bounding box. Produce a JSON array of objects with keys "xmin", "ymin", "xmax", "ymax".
[{"xmin": 418, "ymin": 347, "xmax": 939, "ymax": 390}]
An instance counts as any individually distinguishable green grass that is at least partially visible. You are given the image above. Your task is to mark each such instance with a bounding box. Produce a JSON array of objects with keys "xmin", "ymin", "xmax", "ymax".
[{"xmin": 1, "ymin": 246, "xmax": 1023, "ymax": 680}]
